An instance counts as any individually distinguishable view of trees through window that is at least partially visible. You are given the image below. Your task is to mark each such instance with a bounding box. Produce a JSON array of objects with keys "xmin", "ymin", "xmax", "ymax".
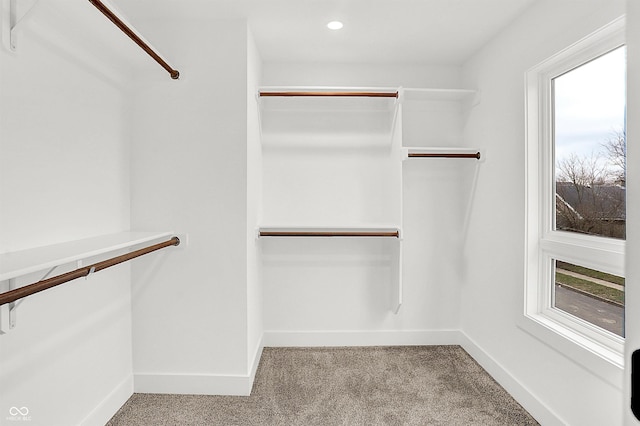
[
  {"xmin": 553, "ymin": 46, "xmax": 626, "ymax": 239},
  {"xmin": 552, "ymin": 46, "xmax": 626, "ymax": 336}
]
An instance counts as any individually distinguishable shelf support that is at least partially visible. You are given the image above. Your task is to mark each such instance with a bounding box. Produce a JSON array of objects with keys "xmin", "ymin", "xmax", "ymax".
[
  {"xmin": 392, "ymin": 239, "xmax": 403, "ymax": 314},
  {"xmin": 2, "ymin": 0, "xmax": 41, "ymax": 52},
  {"xmin": 1, "ymin": 266, "xmax": 58, "ymax": 332},
  {"xmin": 8, "ymin": 280, "xmax": 18, "ymax": 330}
]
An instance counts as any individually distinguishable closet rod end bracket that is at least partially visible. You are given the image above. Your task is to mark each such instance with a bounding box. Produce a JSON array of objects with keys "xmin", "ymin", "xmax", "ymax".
[
  {"xmin": 170, "ymin": 70, "xmax": 180, "ymax": 80},
  {"xmin": 171, "ymin": 234, "xmax": 188, "ymax": 248},
  {"xmin": 0, "ymin": 279, "xmax": 18, "ymax": 333}
]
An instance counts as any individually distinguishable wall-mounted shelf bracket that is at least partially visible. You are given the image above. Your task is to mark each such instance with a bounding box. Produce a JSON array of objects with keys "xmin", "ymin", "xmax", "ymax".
[
  {"xmin": 7, "ymin": 279, "xmax": 19, "ymax": 331},
  {"xmin": 2, "ymin": 0, "xmax": 41, "ymax": 52},
  {"xmin": 0, "ymin": 265, "xmax": 57, "ymax": 333},
  {"xmin": 0, "ymin": 279, "xmax": 20, "ymax": 333}
]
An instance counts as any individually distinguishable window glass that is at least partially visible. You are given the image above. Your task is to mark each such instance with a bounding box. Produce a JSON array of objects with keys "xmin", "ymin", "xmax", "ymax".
[
  {"xmin": 553, "ymin": 46, "xmax": 626, "ymax": 239},
  {"xmin": 554, "ymin": 259, "xmax": 624, "ymax": 337}
]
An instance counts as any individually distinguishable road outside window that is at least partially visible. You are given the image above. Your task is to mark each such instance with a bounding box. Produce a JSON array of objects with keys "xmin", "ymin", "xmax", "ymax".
[{"xmin": 554, "ymin": 259, "xmax": 624, "ymax": 337}]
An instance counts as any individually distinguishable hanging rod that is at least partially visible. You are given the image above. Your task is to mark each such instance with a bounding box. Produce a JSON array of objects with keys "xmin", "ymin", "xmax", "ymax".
[
  {"xmin": 88, "ymin": 0, "xmax": 180, "ymax": 79},
  {"xmin": 259, "ymin": 91, "xmax": 398, "ymax": 98},
  {"xmin": 408, "ymin": 152, "xmax": 481, "ymax": 160},
  {"xmin": 0, "ymin": 236, "xmax": 180, "ymax": 307},
  {"xmin": 259, "ymin": 231, "xmax": 400, "ymax": 238}
]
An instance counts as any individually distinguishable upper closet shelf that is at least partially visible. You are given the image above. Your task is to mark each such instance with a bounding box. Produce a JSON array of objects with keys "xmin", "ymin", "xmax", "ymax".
[
  {"xmin": 0, "ymin": 231, "xmax": 175, "ymax": 282},
  {"xmin": 257, "ymin": 86, "xmax": 401, "ymax": 140},
  {"xmin": 257, "ymin": 86, "xmax": 476, "ymax": 101},
  {"xmin": 401, "ymin": 88, "xmax": 477, "ymax": 102},
  {"xmin": 258, "ymin": 86, "xmax": 399, "ymax": 98},
  {"xmin": 256, "ymin": 86, "xmax": 477, "ymax": 144}
]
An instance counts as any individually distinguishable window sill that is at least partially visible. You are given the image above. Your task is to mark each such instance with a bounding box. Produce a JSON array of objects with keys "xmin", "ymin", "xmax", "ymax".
[{"xmin": 517, "ymin": 313, "xmax": 623, "ymax": 390}]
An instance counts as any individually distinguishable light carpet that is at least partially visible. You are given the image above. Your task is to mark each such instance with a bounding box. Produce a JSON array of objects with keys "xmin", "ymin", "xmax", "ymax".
[{"xmin": 107, "ymin": 346, "xmax": 538, "ymax": 425}]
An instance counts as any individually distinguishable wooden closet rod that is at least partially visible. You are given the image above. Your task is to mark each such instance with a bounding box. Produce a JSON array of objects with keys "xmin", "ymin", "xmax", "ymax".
[
  {"xmin": 408, "ymin": 152, "xmax": 481, "ymax": 160},
  {"xmin": 259, "ymin": 231, "xmax": 400, "ymax": 238},
  {"xmin": 259, "ymin": 91, "xmax": 398, "ymax": 98},
  {"xmin": 0, "ymin": 237, "xmax": 180, "ymax": 307},
  {"xmin": 88, "ymin": 0, "xmax": 180, "ymax": 79}
]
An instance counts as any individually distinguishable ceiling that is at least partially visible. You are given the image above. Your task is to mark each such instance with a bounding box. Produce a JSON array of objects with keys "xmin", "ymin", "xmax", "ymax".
[{"xmin": 111, "ymin": 0, "xmax": 537, "ymax": 65}]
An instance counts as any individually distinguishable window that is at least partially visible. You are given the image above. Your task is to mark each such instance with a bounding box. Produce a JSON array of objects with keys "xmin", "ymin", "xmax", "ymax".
[
  {"xmin": 525, "ymin": 18, "xmax": 626, "ymax": 366},
  {"xmin": 554, "ymin": 46, "xmax": 626, "ymax": 240}
]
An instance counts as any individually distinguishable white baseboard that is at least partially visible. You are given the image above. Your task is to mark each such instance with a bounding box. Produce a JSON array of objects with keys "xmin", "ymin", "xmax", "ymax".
[
  {"xmin": 456, "ymin": 331, "xmax": 565, "ymax": 426},
  {"xmin": 80, "ymin": 375, "xmax": 133, "ymax": 426},
  {"xmin": 248, "ymin": 334, "xmax": 264, "ymax": 392},
  {"xmin": 133, "ymin": 336, "xmax": 264, "ymax": 396},
  {"xmin": 263, "ymin": 329, "xmax": 461, "ymax": 347},
  {"xmin": 133, "ymin": 372, "xmax": 255, "ymax": 396}
]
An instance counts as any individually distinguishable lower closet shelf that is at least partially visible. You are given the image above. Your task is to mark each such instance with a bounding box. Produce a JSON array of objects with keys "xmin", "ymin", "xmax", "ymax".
[{"xmin": 258, "ymin": 225, "xmax": 403, "ymax": 313}]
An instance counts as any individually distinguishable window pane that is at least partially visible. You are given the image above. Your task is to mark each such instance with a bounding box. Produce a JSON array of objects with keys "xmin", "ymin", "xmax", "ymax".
[
  {"xmin": 553, "ymin": 259, "xmax": 624, "ymax": 337},
  {"xmin": 553, "ymin": 46, "xmax": 626, "ymax": 239}
]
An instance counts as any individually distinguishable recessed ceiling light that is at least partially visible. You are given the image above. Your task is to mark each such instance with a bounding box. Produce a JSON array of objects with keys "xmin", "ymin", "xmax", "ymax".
[{"xmin": 327, "ymin": 21, "xmax": 344, "ymax": 30}]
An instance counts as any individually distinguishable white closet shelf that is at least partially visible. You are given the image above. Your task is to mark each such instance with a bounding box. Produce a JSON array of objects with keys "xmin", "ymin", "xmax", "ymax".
[
  {"xmin": 258, "ymin": 86, "xmax": 476, "ymax": 101},
  {"xmin": 401, "ymin": 88, "xmax": 477, "ymax": 101},
  {"xmin": 0, "ymin": 231, "xmax": 175, "ymax": 282},
  {"xmin": 258, "ymin": 86, "xmax": 400, "ymax": 97},
  {"xmin": 257, "ymin": 86, "xmax": 400, "ymax": 136},
  {"xmin": 257, "ymin": 86, "xmax": 399, "ymax": 109},
  {"xmin": 258, "ymin": 226, "xmax": 401, "ymax": 238}
]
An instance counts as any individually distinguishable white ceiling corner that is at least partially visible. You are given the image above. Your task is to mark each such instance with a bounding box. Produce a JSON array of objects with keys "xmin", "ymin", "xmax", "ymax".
[{"xmin": 110, "ymin": 0, "xmax": 538, "ymax": 65}]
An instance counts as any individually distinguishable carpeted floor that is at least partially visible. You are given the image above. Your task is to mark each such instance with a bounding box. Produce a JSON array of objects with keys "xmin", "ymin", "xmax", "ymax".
[{"xmin": 107, "ymin": 346, "xmax": 538, "ymax": 425}]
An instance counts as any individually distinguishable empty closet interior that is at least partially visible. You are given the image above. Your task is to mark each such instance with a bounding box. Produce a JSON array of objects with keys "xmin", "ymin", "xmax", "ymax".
[
  {"xmin": 0, "ymin": 1, "xmax": 631, "ymax": 425},
  {"xmin": 258, "ymin": 88, "xmax": 481, "ymax": 321}
]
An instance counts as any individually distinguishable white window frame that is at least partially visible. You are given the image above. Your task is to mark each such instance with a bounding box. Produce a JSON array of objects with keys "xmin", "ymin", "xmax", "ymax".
[{"xmin": 524, "ymin": 17, "xmax": 626, "ymax": 372}]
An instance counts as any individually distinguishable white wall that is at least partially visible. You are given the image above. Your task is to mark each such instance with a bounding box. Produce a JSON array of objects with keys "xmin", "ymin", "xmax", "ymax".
[
  {"xmin": 129, "ymin": 18, "xmax": 257, "ymax": 395},
  {"xmin": 0, "ymin": 1, "xmax": 135, "ymax": 424},
  {"xmin": 262, "ymin": 62, "xmax": 461, "ymax": 90},
  {"xmin": 624, "ymin": 0, "xmax": 640, "ymax": 423},
  {"xmin": 460, "ymin": 1, "xmax": 626, "ymax": 425}
]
